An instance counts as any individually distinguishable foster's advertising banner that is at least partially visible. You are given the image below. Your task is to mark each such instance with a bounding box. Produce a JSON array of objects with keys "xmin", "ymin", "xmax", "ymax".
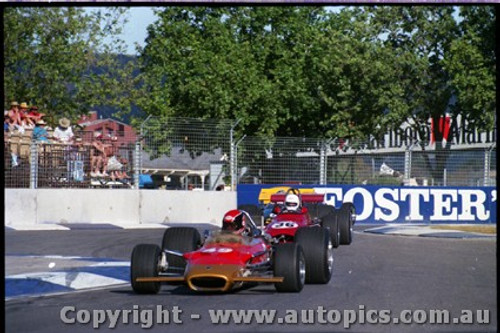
[{"xmin": 237, "ymin": 184, "xmax": 496, "ymax": 224}]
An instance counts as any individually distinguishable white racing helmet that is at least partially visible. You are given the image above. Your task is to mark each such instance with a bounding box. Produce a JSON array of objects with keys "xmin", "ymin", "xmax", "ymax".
[{"xmin": 284, "ymin": 194, "xmax": 301, "ymax": 212}]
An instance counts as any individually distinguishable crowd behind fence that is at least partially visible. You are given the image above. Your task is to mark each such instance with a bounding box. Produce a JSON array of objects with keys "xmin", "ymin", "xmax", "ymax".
[{"xmin": 4, "ymin": 117, "xmax": 496, "ymax": 189}]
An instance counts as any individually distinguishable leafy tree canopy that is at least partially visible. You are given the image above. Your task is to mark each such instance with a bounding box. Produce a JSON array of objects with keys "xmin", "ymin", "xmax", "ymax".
[
  {"xmin": 139, "ymin": 6, "xmax": 495, "ymax": 144},
  {"xmin": 3, "ymin": 7, "xmax": 136, "ymax": 127}
]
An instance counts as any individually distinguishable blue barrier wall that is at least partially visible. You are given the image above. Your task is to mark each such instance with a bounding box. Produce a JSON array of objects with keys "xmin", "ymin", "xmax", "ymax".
[{"xmin": 237, "ymin": 184, "xmax": 497, "ymax": 224}]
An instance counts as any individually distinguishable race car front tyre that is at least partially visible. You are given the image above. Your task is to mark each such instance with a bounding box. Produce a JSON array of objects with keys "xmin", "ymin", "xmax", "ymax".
[
  {"xmin": 295, "ymin": 227, "xmax": 333, "ymax": 284},
  {"xmin": 338, "ymin": 203, "xmax": 355, "ymax": 245},
  {"xmin": 274, "ymin": 243, "xmax": 306, "ymax": 292},
  {"xmin": 162, "ymin": 227, "xmax": 201, "ymax": 271},
  {"xmin": 130, "ymin": 244, "xmax": 161, "ymax": 294},
  {"xmin": 321, "ymin": 211, "xmax": 340, "ymax": 248}
]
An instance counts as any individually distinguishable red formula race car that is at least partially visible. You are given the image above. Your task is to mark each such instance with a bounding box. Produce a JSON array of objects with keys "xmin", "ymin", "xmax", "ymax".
[
  {"xmin": 260, "ymin": 188, "xmax": 355, "ymax": 283},
  {"xmin": 130, "ymin": 209, "xmax": 334, "ymax": 293},
  {"xmin": 130, "ymin": 213, "xmax": 305, "ymax": 294},
  {"xmin": 264, "ymin": 188, "xmax": 356, "ymax": 247}
]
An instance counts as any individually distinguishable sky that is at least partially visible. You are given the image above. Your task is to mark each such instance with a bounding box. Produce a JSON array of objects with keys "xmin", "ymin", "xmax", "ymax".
[{"xmin": 121, "ymin": 7, "xmax": 158, "ymax": 55}]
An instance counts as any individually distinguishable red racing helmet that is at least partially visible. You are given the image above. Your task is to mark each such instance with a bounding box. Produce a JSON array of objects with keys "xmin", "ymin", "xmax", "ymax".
[{"xmin": 222, "ymin": 209, "xmax": 246, "ymax": 234}]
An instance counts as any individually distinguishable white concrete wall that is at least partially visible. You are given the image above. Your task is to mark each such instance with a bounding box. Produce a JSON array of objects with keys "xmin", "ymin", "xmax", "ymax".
[{"xmin": 4, "ymin": 189, "xmax": 237, "ymax": 228}]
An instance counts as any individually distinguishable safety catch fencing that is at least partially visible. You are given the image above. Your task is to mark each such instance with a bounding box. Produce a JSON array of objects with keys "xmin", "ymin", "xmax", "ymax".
[
  {"xmin": 3, "ymin": 117, "xmax": 497, "ymax": 189},
  {"xmin": 235, "ymin": 136, "xmax": 496, "ymax": 187},
  {"xmin": 4, "ymin": 130, "xmax": 136, "ymax": 189}
]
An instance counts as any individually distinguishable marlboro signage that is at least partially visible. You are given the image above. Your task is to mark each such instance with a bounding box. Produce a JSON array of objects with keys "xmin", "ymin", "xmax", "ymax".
[{"xmin": 372, "ymin": 114, "xmax": 496, "ymax": 151}]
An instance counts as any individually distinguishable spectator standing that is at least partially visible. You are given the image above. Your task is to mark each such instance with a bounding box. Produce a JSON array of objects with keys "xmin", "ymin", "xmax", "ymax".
[
  {"xmin": 32, "ymin": 119, "xmax": 51, "ymax": 142},
  {"xmin": 4, "ymin": 111, "xmax": 25, "ymax": 167},
  {"xmin": 7, "ymin": 101, "xmax": 21, "ymax": 126},
  {"xmin": 4, "ymin": 112, "xmax": 10, "ymax": 132},
  {"xmin": 19, "ymin": 102, "xmax": 34, "ymax": 128},
  {"xmin": 27, "ymin": 106, "xmax": 45, "ymax": 124},
  {"xmin": 53, "ymin": 117, "xmax": 74, "ymax": 144},
  {"xmin": 19, "ymin": 111, "xmax": 34, "ymax": 130}
]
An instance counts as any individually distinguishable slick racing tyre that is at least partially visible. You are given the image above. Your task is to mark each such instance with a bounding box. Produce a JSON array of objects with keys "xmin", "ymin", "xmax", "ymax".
[
  {"xmin": 338, "ymin": 203, "xmax": 355, "ymax": 245},
  {"xmin": 274, "ymin": 243, "xmax": 306, "ymax": 292},
  {"xmin": 295, "ymin": 227, "xmax": 333, "ymax": 284},
  {"xmin": 130, "ymin": 244, "xmax": 162, "ymax": 294},
  {"xmin": 304, "ymin": 203, "xmax": 335, "ymax": 221},
  {"xmin": 162, "ymin": 227, "xmax": 201, "ymax": 271},
  {"xmin": 321, "ymin": 210, "xmax": 340, "ymax": 248}
]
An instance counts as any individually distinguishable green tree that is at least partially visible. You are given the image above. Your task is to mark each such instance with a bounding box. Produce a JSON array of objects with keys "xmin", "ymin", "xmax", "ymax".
[
  {"xmin": 139, "ymin": 7, "xmax": 291, "ymax": 139},
  {"xmin": 368, "ymin": 6, "xmax": 495, "ymax": 183},
  {"xmin": 368, "ymin": 6, "xmax": 460, "ymax": 142},
  {"xmin": 138, "ymin": 6, "xmax": 405, "ymax": 143},
  {"xmin": 312, "ymin": 7, "xmax": 408, "ymax": 142},
  {"xmin": 444, "ymin": 6, "xmax": 496, "ymax": 130},
  {"xmin": 3, "ymin": 7, "xmax": 135, "ymax": 126}
]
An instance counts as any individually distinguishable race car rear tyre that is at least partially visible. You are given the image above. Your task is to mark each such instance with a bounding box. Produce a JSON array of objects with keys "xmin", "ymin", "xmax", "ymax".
[
  {"xmin": 274, "ymin": 243, "xmax": 306, "ymax": 292},
  {"xmin": 304, "ymin": 203, "xmax": 335, "ymax": 221},
  {"xmin": 343, "ymin": 202, "xmax": 356, "ymax": 225},
  {"xmin": 130, "ymin": 244, "xmax": 162, "ymax": 294},
  {"xmin": 162, "ymin": 227, "xmax": 201, "ymax": 271},
  {"xmin": 295, "ymin": 227, "xmax": 333, "ymax": 284},
  {"xmin": 339, "ymin": 203, "xmax": 355, "ymax": 245},
  {"xmin": 321, "ymin": 211, "xmax": 340, "ymax": 248}
]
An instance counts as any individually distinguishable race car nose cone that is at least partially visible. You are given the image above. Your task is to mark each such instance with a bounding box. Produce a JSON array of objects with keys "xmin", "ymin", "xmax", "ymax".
[{"xmin": 186, "ymin": 264, "xmax": 241, "ymax": 292}]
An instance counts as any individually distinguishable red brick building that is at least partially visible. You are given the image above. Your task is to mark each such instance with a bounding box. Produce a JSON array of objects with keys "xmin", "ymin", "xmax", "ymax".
[{"xmin": 77, "ymin": 111, "xmax": 137, "ymax": 147}]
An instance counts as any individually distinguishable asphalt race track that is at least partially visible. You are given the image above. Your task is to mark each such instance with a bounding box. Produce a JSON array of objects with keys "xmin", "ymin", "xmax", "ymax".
[{"xmin": 5, "ymin": 225, "xmax": 497, "ymax": 333}]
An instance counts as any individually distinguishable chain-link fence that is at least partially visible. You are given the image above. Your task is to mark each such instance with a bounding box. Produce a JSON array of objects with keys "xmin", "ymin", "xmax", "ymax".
[
  {"xmin": 236, "ymin": 136, "xmax": 496, "ymax": 187},
  {"xmin": 139, "ymin": 116, "xmax": 234, "ymax": 190},
  {"xmin": 3, "ymin": 117, "xmax": 496, "ymax": 189},
  {"xmin": 4, "ymin": 129, "xmax": 136, "ymax": 189}
]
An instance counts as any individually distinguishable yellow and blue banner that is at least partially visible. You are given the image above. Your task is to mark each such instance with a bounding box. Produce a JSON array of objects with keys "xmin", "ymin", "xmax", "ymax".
[{"xmin": 238, "ymin": 184, "xmax": 497, "ymax": 224}]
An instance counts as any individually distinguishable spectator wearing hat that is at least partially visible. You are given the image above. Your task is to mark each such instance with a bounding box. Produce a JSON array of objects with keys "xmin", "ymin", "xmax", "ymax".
[
  {"xmin": 18, "ymin": 102, "xmax": 35, "ymax": 128},
  {"xmin": 4, "ymin": 108, "xmax": 25, "ymax": 167},
  {"xmin": 32, "ymin": 118, "xmax": 51, "ymax": 142},
  {"xmin": 7, "ymin": 101, "xmax": 22, "ymax": 127},
  {"xmin": 27, "ymin": 106, "xmax": 45, "ymax": 124},
  {"xmin": 53, "ymin": 117, "xmax": 74, "ymax": 144}
]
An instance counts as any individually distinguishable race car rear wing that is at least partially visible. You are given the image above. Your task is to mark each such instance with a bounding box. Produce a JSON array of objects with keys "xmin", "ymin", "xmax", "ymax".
[{"xmin": 270, "ymin": 193, "xmax": 325, "ymax": 204}]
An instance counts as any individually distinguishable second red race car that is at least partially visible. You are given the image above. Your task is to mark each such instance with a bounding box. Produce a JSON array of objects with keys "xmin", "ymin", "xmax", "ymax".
[
  {"xmin": 261, "ymin": 188, "xmax": 355, "ymax": 283},
  {"xmin": 264, "ymin": 187, "xmax": 356, "ymax": 247}
]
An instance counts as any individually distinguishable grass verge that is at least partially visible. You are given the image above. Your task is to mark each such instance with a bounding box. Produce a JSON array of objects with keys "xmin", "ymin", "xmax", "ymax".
[{"xmin": 429, "ymin": 224, "xmax": 497, "ymax": 235}]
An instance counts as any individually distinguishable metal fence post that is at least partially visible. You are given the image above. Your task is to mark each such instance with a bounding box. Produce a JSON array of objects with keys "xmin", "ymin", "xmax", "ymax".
[
  {"xmin": 134, "ymin": 140, "xmax": 141, "ymax": 189},
  {"xmin": 29, "ymin": 140, "xmax": 38, "ymax": 189},
  {"xmin": 135, "ymin": 115, "xmax": 152, "ymax": 190},
  {"xmin": 234, "ymin": 135, "xmax": 246, "ymax": 186},
  {"xmin": 230, "ymin": 119, "xmax": 241, "ymax": 191},
  {"xmin": 319, "ymin": 142, "xmax": 326, "ymax": 185},
  {"xmin": 404, "ymin": 142, "xmax": 418, "ymax": 184},
  {"xmin": 230, "ymin": 134, "xmax": 235, "ymax": 190},
  {"xmin": 404, "ymin": 146, "xmax": 411, "ymax": 183},
  {"xmin": 483, "ymin": 144, "xmax": 495, "ymax": 186}
]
